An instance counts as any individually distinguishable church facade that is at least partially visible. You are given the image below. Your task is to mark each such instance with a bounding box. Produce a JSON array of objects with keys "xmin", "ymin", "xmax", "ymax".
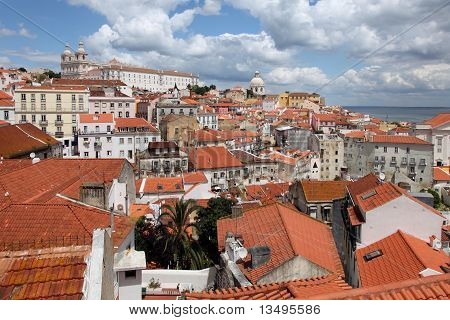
[{"xmin": 249, "ymin": 71, "xmax": 265, "ymax": 96}]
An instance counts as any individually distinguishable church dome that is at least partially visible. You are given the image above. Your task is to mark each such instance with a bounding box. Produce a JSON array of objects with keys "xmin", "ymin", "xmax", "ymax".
[{"xmin": 250, "ymin": 71, "xmax": 264, "ymax": 87}]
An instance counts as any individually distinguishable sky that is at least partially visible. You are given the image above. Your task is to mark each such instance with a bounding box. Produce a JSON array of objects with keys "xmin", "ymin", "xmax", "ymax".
[{"xmin": 1, "ymin": 0, "xmax": 450, "ymax": 107}]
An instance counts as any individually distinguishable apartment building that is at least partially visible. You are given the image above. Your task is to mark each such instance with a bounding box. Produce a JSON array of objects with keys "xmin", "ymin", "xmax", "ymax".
[
  {"xmin": 343, "ymin": 134, "xmax": 434, "ymax": 191},
  {"xmin": 309, "ymin": 134, "xmax": 344, "ymax": 180},
  {"xmin": 155, "ymin": 98, "xmax": 199, "ymax": 123},
  {"xmin": 0, "ymin": 90, "xmax": 14, "ymax": 124},
  {"xmin": 197, "ymin": 112, "xmax": 218, "ymax": 130},
  {"xmin": 413, "ymin": 112, "xmax": 450, "ymax": 166},
  {"xmin": 14, "ymin": 85, "xmax": 90, "ymax": 156},
  {"xmin": 89, "ymin": 87, "xmax": 136, "ymax": 118},
  {"xmin": 78, "ymin": 114, "xmax": 160, "ymax": 163}
]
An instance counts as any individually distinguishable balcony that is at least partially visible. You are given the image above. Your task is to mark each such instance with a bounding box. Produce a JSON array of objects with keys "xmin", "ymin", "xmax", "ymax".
[
  {"xmin": 409, "ymin": 158, "xmax": 416, "ymax": 165},
  {"xmin": 19, "ymin": 120, "xmax": 27, "ymax": 124},
  {"xmin": 419, "ymin": 160, "xmax": 427, "ymax": 166},
  {"xmin": 401, "ymin": 158, "xmax": 407, "ymax": 165},
  {"xmin": 390, "ymin": 159, "xmax": 397, "ymax": 165},
  {"xmin": 94, "ymin": 141, "xmax": 102, "ymax": 148},
  {"xmin": 55, "ymin": 120, "xmax": 64, "ymax": 126},
  {"xmin": 83, "ymin": 140, "xmax": 90, "ymax": 145},
  {"xmin": 380, "ymin": 158, "xmax": 386, "ymax": 163},
  {"xmin": 39, "ymin": 120, "xmax": 48, "ymax": 126},
  {"xmin": 55, "ymin": 131, "xmax": 64, "ymax": 138}
]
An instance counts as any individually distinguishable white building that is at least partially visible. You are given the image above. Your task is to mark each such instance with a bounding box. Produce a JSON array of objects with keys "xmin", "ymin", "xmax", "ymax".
[
  {"xmin": 0, "ymin": 90, "xmax": 15, "ymax": 124},
  {"xmin": 61, "ymin": 43, "xmax": 199, "ymax": 92},
  {"xmin": 309, "ymin": 134, "xmax": 344, "ymax": 180},
  {"xmin": 249, "ymin": 71, "xmax": 265, "ymax": 96},
  {"xmin": 14, "ymin": 85, "xmax": 90, "ymax": 157},
  {"xmin": 78, "ymin": 114, "xmax": 160, "ymax": 163},
  {"xmin": 413, "ymin": 113, "xmax": 450, "ymax": 166},
  {"xmin": 89, "ymin": 87, "xmax": 136, "ymax": 118},
  {"xmin": 197, "ymin": 112, "xmax": 218, "ymax": 130}
]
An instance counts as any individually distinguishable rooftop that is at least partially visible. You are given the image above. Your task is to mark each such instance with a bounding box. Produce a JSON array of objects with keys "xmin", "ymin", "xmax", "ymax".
[
  {"xmin": 356, "ymin": 230, "xmax": 449, "ymax": 287},
  {"xmin": 0, "ymin": 245, "xmax": 90, "ymax": 300},
  {"xmin": 183, "ymin": 171, "xmax": 208, "ymax": 184},
  {"xmin": 185, "ymin": 274, "xmax": 351, "ymax": 300},
  {"xmin": 136, "ymin": 177, "xmax": 184, "ymax": 194},
  {"xmin": 217, "ymin": 202, "xmax": 343, "ymax": 284},
  {"xmin": 189, "ymin": 146, "xmax": 243, "ymax": 170},
  {"xmin": 424, "ymin": 112, "xmax": 450, "ymax": 128},
  {"xmin": 300, "ymin": 180, "xmax": 349, "ymax": 202},
  {"xmin": 0, "ymin": 123, "xmax": 60, "ymax": 159},
  {"xmin": 371, "ymin": 135, "xmax": 432, "ymax": 145},
  {"xmin": 79, "ymin": 113, "xmax": 114, "ymax": 124}
]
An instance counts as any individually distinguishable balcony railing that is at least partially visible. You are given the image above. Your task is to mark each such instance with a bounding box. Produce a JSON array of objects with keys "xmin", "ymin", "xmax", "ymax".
[
  {"xmin": 419, "ymin": 160, "xmax": 426, "ymax": 166},
  {"xmin": 380, "ymin": 158, "xmax": 386, "ymax": 163},
  {"xmin": 55, "ymin": 120, "xmax": 64, "ymax": 126},
  {"xmin": 55, "ymin": 131, "xmax": 64, "ymax": 138},
  {"xmin": 39, "ymin": 120, "xmax": 48, "ymax": 126},
  {"xmin": 409, "ymin": 158, "xmax": 416, "ymax": 165},
  {"xmin": 94, "ymin": 141, "xmax": 102, "ymax": 148},
  {"xmin": 401, "ymin": 159, "xmax": 407, "ymax": 165}
]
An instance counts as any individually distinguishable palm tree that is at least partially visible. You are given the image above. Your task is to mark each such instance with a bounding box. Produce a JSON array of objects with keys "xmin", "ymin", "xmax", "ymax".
[{"xmin": 159, "ymin": 198, "xmax": 210, "ymax": 270}]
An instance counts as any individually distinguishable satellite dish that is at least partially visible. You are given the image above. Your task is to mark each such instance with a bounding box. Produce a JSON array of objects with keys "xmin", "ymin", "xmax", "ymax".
[
  {"xmin": 30, "ymin": 152, "xmax": 35, "ymax": 159},
  {"xmin": 379, "ymin": 173, "xmax": 385, "ymax": 181},
  {"xmin": 236, "ymin": 247, "xmax": 248, "ymax": 260}
]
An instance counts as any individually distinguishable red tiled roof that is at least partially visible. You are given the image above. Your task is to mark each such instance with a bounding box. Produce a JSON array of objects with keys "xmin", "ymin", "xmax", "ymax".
[
  {"xmin": 0, "ymin": 202, "xmax": 134, "ymax": 250},
  {"xmin": 79, "ymin": 113, "xmax": 114, "ymax": 123},
  {"xmin": 115, "ymin": 118, "xmax": 156, "ymax": 131},
  {"xmin": 185, "ymin": 274, "xmax": 351, "ymax": 300},
  {"xmin": 193, "ymin": 129, "xmax": 223, "ymax": 142},
  {"xmin": 0, "ymin": 246, "xmax": 90, "ymax": 300},
  {"xmin": 307, "ymin": 273, "xmax": 450, "ymax": 300},
  {"xmin": 371, "ymin": 135, "xmax": 432, "ymax": 145},
  {"xmin": 424, "ymin": 113, "xmax": 450, "ymax": 128},
  {"xmin": 136, "ymin": 177, "xmax": 184, "ymax": 194},
  {"xmin": 344, "ymin": 131, "xmax": 366, "ymax": 139},
  {"xmin": 183, "ymin": 171, "xmax": 208, "ymax": 184},
  {"xmin": 347, "ymin": 173, "xmax": 381, "ymax": 200},
  {"xmin": 0, "ymin": 123, "xmax": 60, "ymax": 159},
  {"xmin": 300, "ymin": 180, "xmax": 349, "ymax": 202},
  {"xmin": 0, "ymin": 158, "xmax": 126, "ymax": 205},
  {"xmin": 217, "ymin": 203, "xmax": 343, "ymax": 284},
  {"xmin": 356, "ymin": 230, "xmax": 449, "ymax": 287},
  {"xmin": 130, "ymin": 203, "xmax": 153, "ymax": 219},
  {"xmin": 434, "ymin": 167, "xmax": 450, "ymax": 181},
  {"xmin": 189, "ymin": 146, "xmax": 243, "ymax": 170},
  {"xmin": 313, "ymin": 114, "xmax": 336, "ymax": 122},
  {"xmin": 53, "ymin": 79, "xmax": 127, "ymax": 87},
  {"xmin": 347, "ymin": 206, "xmax": 364, "ymax": 226},
  {"xmin": 354, "ymin": 182, "xmax": 403, "ymax": 213},
  {"xmin": 0, "ymin": 90, "xmax": 14, "ymax": 106},
  {"xmin": 245, "ymin": 182, "xmax": 289, "ymax": 201}
]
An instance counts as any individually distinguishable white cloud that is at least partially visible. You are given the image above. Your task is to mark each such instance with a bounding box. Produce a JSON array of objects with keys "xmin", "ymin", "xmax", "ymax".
[
  {"xmin": 0, "ymin": 24, "xmax": 35, "ymax": 38},
  {"xmin": 0, "ymin": 56, "xmax": 11, "ymax": 65},
  {"xmin": 267, "ymin": 67, "xmax": 329, "ymax": 87},
  {"xmin": 0, "ymin": 27, "xmax": 16, "ymax": 37}
]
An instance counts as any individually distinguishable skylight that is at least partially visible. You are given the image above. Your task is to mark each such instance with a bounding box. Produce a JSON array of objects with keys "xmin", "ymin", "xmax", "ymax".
[
  {"xmin": 361, "ymin": 189, "xmax": 377, "ymax": 200},
  {"xmin": 363, "ymin": 249, "xmax": 383, "ymax": 262}
]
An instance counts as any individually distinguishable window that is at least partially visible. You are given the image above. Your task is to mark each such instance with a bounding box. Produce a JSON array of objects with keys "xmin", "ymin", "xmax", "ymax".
[
  {"xmin": 57, "ymin": 114, "xmax": 62, "ymax": 121},
  {"xmin": 40, "ymin": 94, "xmax": 46, "ymax": 102},
  {"xmin": 119, "ymin": 150, "xmax": 124, "ymax": 157},
  {"xmin": 118, "ymin": 111, "xmax": 122, "ymax": 117},
  {"xmin": 71, "ymin": 94, "xmax": 76, "ymax": 102},
  {"xmin": 21, "ymin": 93, "xmax": 26, "ymax": 101},
  {"xmin": 84, "ymin": 152, "xmax": 89, "ymax": 157},
  {"xmin": 125, "ymin": 111, "xmax": 129, "ymax": 118},
  {"xmin": 120, "ymin": 138, "xmax": 124, "ymax": 144},
  {"xmin": 144, "ymin": 137, "xmax": 149, "ymax": 143},
  {"xmin": 30, "ymin": 94, "xmax": 35, "ymax": 102},
  {"xmin": 4, "ymin": 110, "xmax": 8, "ymax": 120},
  {"xmin": 31, "ymin": 115, "xmax": 36, "ymax": 123},
  {"xmin": 128, "ymin": 150, "xmax": 133, "ymax": 159},
  {"xmin": 394, "ymin": 147, "xmax": 398, "ymax": 153},
  {"xmin": 56, "ymin": 94, "xmax": 61, "ymax": 102},
  {"xmin": 406, "ymin": 147, "xmax": 410, "ymax": 154},
  {"xmin": 383, "ymin": 147, "xmax": 387, "ymax": 153},
  {"xmin": 41, "ymin": 127, "xmax": 46, "ymax": 133},
  {"xmin": 128, "ymin": 138, "xmax": 132, "ymax": 144},
  {"xmin": 95, "ymin": 126, "xmax": 99, "ymax": 133},
  {"xmin": 136, "ymin": 137, "xmax": 140, "ymax": 143},
  {"xmin": 72, "ymin": 115, "xmax": 76, "ymax": 123},
  {"xmin": 107, "ymin": 125, "xmax": 111, "ymax": 132},
  {"xmin": 107, "ymin": 151, "xmax": 112, "ymax": 156},
  {"xmin": 21, "ymin": 115, "xmax": 26, "ymax": 122},
  {"xmin": 107, "ymin": 137, "xmax": 112, "ymax": 143},
  {"xmin": 72, "ymin": 104, "xmax": 76, "ymax": 111},
  {"xmin": 41, "ymin": 115, "xmax": 46, "ymax": 121},
  {"xmin": 437, "ymin": 138, "xmax": 442, "ymax": 146}
]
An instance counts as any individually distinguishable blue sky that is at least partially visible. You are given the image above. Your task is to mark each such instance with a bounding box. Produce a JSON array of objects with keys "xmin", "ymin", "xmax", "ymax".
[{"xmin": 1, "ymin": 0, "xmax": 450, "ymax": 107}]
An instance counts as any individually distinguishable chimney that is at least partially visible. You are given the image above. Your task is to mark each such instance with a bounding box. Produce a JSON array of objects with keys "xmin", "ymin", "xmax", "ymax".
[
  {"xmin": 231, "ymin": 205, "xmax": 243, "ymax": 218},
  {"xmin": 248, "ymin": 246, "xmax": 271, "ymax": 269},
  {"xmin": 429, "ymin": 235, "xmax": 441, "ymax": 250}
]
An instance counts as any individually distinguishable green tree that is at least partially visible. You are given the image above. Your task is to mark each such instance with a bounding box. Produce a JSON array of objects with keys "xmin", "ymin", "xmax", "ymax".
[
  {"xmin": 196, "ymin": 198, "xmax": 235, "ymax": 263},
  {"xmin": 159, "ymin": 199, "xmax": 210, "ymax": 270},
  {"xmin": 18, "ymin": 67, "xmax": 27, "ymax": 72},
  {"xmin": 427, "ymin": 188, "xmax": 442, "ymax": 209}
]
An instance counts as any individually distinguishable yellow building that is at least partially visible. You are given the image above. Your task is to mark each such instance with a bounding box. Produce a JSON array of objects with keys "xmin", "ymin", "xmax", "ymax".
[
  {"xmin": 15, "ymin": 85, "xmax": 90, "ymax": 156},
  {"xmin": 278, "ymin": 92, "xmax": 289, "ymax": 107}
]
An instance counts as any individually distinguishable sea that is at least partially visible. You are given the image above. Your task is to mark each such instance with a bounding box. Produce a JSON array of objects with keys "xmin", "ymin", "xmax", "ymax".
[{"xmin": 345, "ymin": 106, "xmax": 449, "ymax": 123}]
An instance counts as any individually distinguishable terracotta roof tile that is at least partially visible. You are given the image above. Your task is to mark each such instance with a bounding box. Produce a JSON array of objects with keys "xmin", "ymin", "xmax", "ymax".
[
  {"xmin": 0, "ymin": 246, "xmax": 89, "ymax": 300},
  {"xmin": 347, "ymin": 206, "xmax": 364, "ymax": 226},
  {"xmin": 115, "ymin": 118, "xmax": 157, "ymax": 131},
  {"xmin": 0, "ymin": 123, "xmax": 60, "ymax": 159},
  {"xmin": 371, "ymin": 135, "xmax": 432, "ymax": 145},
  {"xmin": 245, "ymin": 182, "xmax": 289, "ymax": 201},
  {"xmin": 185, "ymin": 274, "xmax": 351, "ymax": 300},
  {"xmin": 183, "ymin": 171, "xmax": 208, "ymax": 184},
  {"xmin": 356, "ymin": 230, "xmax": 449, "ymax": 288},
  {"xmin": 189, "ymin": 146, "xmax": 243, "ymax": 170},
  {"xmin": 217, "ymin": 202, "xmax": 343, "ymax": 284},
  {"xmin": 433, "ymin": 166, "xmax": 450, "ymax": 181},
  {"xmin": 347, "ymin": 173, "xmax": 381, "ymax": 200},
  {"xmin": 79, "ymin": 114, "xmax": 114, "ymax": 123},
  {"xmin": 424, "ymin": 113, "xmax": 450, "ymax": 128},
  {"xmin": 300, "ymin": 180, "xmax": 349, "ymax": 202},
  {"xmin": 0, "ymin": 202, "xmax": 134, "ymax": 250},
  {"xmin": 136, "ymin": 177, "xmax": 184, "ymax": 194},
  {"xmin": 0, "ymin": 158, "xmax": 126, "ymax": 205},
  {"xmin": 307, "ymin": 273, "xmax": 450, "ymax": 300},
  {"xmin": 354, "ymin": 182, "xmax": 403, "ymax": 213}
]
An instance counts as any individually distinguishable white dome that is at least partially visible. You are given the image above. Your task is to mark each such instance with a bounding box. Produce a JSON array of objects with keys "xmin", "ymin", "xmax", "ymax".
[{"xmin": 250, "ymin": 71, "xmax": 264, "ymax": 87}]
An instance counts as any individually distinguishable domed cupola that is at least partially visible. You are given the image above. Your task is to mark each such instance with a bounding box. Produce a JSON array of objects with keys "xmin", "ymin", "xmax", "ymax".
[{"xmin": 249, "ymin": 71, "xmax": 265, "ymax": 95}]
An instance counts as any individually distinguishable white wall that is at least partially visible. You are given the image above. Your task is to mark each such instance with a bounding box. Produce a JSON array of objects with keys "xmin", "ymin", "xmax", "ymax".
[
  {"xmin": 142, "ymin": 268, "xmax": 216, "ymax": 292},
  {"xmin": 360, "ymin": 195, "xmax": 446, "ymax": 246}
]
